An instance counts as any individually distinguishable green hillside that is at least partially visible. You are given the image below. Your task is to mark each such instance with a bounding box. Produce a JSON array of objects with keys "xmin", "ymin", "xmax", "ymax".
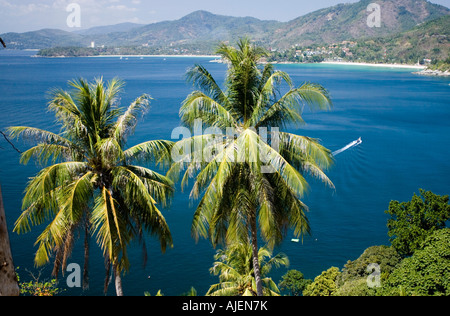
[
  {"xmin": 270, "ymin": 0, "xmax": 449, "ymax": 48},
  {"xmin": 270, "ymin": 15, "xmax": 449, "ymax": 65},
  {"xmin": 3, "ymin": 0, "xmax": 448, "ymax": 63}
]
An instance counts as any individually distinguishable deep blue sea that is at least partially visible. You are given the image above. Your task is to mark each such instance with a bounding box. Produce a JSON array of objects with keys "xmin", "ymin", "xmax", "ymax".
[{"xmin": 1, "ymin": 50, "xmax": 449, "ymax": 296}]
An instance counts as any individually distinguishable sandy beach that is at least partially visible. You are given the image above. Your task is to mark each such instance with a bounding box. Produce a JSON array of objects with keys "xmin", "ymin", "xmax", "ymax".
[{"xmin": 321, "ymin": 61, "xmax": 426, "ymax": 69}]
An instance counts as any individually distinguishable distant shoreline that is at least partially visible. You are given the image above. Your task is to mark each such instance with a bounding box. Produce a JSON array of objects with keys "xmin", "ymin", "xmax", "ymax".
[
  {"xmin": 320, "ymin": 61, "xmax": 426, "ymax": 70},
  {"xmin": 85, "ymin": 54, "xmax": 221, "ymax": 59},
  {"xmin": 33, "ymin": 53, "xmax": 431, "ymax": 71}
]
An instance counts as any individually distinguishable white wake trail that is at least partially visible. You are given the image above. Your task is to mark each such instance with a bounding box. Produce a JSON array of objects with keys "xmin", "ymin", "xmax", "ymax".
[{"xmin": 332, "ymin": 138, "xmax": 362, "ymax": 156}]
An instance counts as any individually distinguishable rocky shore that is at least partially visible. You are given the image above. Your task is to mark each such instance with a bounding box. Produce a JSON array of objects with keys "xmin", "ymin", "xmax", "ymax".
[{"xmin": 413, "ymin": 69, "xmax": 450, "ymax": 77}]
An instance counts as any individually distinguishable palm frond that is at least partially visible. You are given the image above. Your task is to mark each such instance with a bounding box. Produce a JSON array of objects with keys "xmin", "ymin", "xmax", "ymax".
[
  {"xmin": 105, "ymin": 77, "xmax": 126, "ymax": 108},
  {"xmin": 113, "ymin": 94, "xmax": 151, "ymax": 144},
  {"xmin": 249, "ymin": 70, "xmax": 293, "ymax": 127},
  {"xmin": 8, "ymin": 126, "xmax": 76, "ymax": 149},
  {"xmin": 21, "ymin": 162, "xmax": 89, "ymax": 211},
  {"xmin": 186, "ymin": 64, "xmax": 230, "ymax": 107},
  {"xmin": 278, "ymin": 132, "xmax": 334, "ymax": 170},
  {"xmin": 91, "ymin": 187, "xmax": 120, "ymax": 261},
  {"xmin": 20, "ymin": 143, "xmax": 77, "ymax": 166},
  {"xmin": 124, "ymin": 139, "xmax": 174, "ymax": 166},
  {"xmin": 33, "ymin": 203, "xmax": 72, "ymax": 267},
  {"xmin": 112, "ymin": 166, "xmax": 173, "ymax": 252},
  {"xmin": 61, "ymin": 172, "xmax": 94, "ymax": 223},
  {"xmin": 247, "ymin": 129, "xmax": 309, "ymax": 198},
  {"xmin": 181, "ymin": 91, "xmax": 237, "ymax": 129},
  {"xmin": 14, "ymin": 185, "xmax": 62, "ymax": 235},
  {"xmin": 255, "ymin": 82, "xmax": 332, "ymax": 128}
]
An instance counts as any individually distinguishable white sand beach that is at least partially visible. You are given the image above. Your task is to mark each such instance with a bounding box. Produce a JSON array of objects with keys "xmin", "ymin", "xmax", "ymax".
[{"xmin": 321, "ymin": 61, "xmax": 426, "ymax": 69}]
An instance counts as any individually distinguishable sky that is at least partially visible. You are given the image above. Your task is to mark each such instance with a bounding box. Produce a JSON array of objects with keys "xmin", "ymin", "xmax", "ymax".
[{"xmin": 1, "ymin": 0, "xmax": 449, "ymax": 33}]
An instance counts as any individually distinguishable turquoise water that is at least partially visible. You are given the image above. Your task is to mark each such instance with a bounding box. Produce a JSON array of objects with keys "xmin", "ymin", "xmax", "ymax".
[{"xmin": 1, "ymin": 51, "xmax": 449, "ymax": 296}]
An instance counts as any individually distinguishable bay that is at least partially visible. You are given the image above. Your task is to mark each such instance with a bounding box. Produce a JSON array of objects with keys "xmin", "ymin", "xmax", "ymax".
[{"xmin": 0, "ymin": 51, "xmax": 449, "ymax": 296}]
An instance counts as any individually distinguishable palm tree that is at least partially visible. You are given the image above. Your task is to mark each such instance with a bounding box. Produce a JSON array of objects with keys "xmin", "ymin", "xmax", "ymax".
[
  {"xmin": 9, "ymin": 78, "xmax": 174, "ymax": 296},
  {"xmin": 207, "ymin": 240, "xmax": 289, "ymax": 296},
  {"xmin": 168, "ymin": 38, "xmax": 334, "ymax": 296}
]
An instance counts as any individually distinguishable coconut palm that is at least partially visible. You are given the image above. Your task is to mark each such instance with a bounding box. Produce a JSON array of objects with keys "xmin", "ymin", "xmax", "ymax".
[
  {"xmin": 207, "ymin": 240, "xmax": 289, "ymax": 296},
  {"xmin": 9, "ymin": 77, "xmax": 174, "ymax": 296},
  {"xmin": 168, "ymin": 38, "xmax": 334, "ymax": 296}
]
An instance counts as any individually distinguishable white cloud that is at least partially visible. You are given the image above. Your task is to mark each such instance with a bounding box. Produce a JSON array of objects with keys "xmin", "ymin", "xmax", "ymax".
[
  {"xmin": 107, "ymin": 4, "xmax": 137, "ymax": 12},
  {"xmin": 0, "ymin": 0, "xmax": 50, "ymax": 15}
]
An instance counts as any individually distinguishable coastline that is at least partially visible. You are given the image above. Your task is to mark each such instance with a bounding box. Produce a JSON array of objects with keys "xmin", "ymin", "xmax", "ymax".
[
  {"xmin": 34, "ymin": 54, "xmax": 221, "ymax": 59},
  {"xmin": 35, "ymin": 54, "xmax": 444, "ymax": 76},
  {"xmin": 320, "ymin": 61, "xmax": 426, "ymax": 70},
  {"xmin": 412, "ymin": 68, "xmax": 450, "ymax": 77},
  {"xmin": 85, "ymin": 54, "xmax": 221, "ymax": 59}
]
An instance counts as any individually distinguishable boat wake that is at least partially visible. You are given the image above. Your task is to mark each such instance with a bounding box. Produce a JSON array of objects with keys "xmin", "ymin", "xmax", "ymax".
[{"xmin": 332, "ymin": 138, "xmax": 362, "ymax": 156}]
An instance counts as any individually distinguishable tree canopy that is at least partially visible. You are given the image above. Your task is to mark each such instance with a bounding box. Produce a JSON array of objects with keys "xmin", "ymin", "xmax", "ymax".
[{"xmin": 386, "ymin": 189, "xmax": 450, "ymax": 257}]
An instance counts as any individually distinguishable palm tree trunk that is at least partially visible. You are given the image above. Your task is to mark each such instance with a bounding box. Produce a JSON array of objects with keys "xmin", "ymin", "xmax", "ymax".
[
  {"xmin": 104, "ymin": 257, "xmax": 111, "ymax": 294},
  {"xmin": 249, "ymin": 213, "xmax": 263, "ymax": 296},
  {"xmin": 114, "ymin": 264, "xmax": 124, "ymax": 296},
  {"xmin": 83, "ymin": 219, "xmax": 90, "ymax": 291},
  {"xmin": 0, "ymin": 184, "xmax": 20, "ymax": 296}
]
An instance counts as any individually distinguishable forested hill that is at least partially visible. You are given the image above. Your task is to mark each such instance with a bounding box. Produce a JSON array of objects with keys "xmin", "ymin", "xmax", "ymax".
[{"xmin": 2, "ymin": 0, "xmax": 448, "ymax": 61}]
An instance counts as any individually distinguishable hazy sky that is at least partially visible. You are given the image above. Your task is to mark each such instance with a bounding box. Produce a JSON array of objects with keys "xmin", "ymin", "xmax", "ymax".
[{"xmin": 1, "ymin": 0, "xmax": 449, "ymax": 33}]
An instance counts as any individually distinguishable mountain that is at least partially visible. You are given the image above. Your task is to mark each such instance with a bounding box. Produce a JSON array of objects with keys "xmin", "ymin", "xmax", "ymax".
[
  {"xmin": 90, "ymin": 10, "xmax": 282, "ymax": 47},
  {"xmin": 1, "ymin": 29, "xmax": 86, "ymax": 49},
  {"xmin": 74, "ymin": 22, "xmax": 144, "ymax": 36},
  {"xmin": 356, "ymin": 14, "xmax": 450, "ymax": 63},
  {"xmin": 272, "ymin": 0, "xmax": 450, "ymax": 47},
  {"xmin": 1, "ymin": 0, "xmax": 448, "ymax": 51}
]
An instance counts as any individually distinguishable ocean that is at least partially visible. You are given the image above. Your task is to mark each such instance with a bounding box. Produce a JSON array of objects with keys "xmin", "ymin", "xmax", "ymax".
[{"xmin": 1, "ymin": 50, "xmax": 449, "ymax": 296}]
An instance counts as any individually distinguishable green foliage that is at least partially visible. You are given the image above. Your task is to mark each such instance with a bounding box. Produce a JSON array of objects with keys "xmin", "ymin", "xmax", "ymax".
[
  {"xmin": 207, "ymin": 241, "xmax": 289, "ymax": 296},
  {"xmin": 303, "ymin": 267, "xmax": 340, "ymax": 296},
  {"xmin": 278, "ymin": 269, "xmax": 312, "ymax": 296},
  {"xmin": 168, "ymin": 38, "xmax": 333, "ymax": 296},
  {"xmin": 334, "ymin": 278, "xmax": 378, "ymax": 296},
  {"xmin": 385, "ymin": 189, "xmax": 450, "ymax": 257},
  {"xmin": 303, "ymin": 189, "xmax": 450, "ymax": 297},
  {"xmin": 267, "ymin": 15, "xmax": 450, "ymax": 65},
  {"xmin": 169, "ymin": 38, "xmax": 333, "ymax": 248},
  {"xmin": 17, "ymin": 269, "xmax": 61, "ymax": 296},
  {"xmin": 181, "ymin": 287, "xmax": 198, "ymax": 296},
  {"xmin": 379, "ymin": 228, "xmax": 450, "ymax": 296},
  {"xmin": 428, "ymin": 56, "xmax": 450, "ymax": 72},
  {"xmin": 338, "ymin": 246, "xmax": 402, "ymax": 284},
  {"xmin": 144, "ymin": 289, "xmax": 164, "ymax": 296},
  {"xmin": 20, "ymin": 279, "xmax": 60, "ymax": 296},
  {"xmin": 334, "ymin": 246, "xmax": 401, "ymax": 296},
  {"xmin": 9, "ymin": 78, "xmax": 174, "ymax": 295}
]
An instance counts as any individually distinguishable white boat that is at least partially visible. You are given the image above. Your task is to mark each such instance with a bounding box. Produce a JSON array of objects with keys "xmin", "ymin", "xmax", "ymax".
[{"xmin": 332, "ymin": 137, "xmax": 362, "ymax": 156}]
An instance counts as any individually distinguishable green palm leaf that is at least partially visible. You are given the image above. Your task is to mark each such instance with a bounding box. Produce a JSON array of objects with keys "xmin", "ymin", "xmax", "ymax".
[
  {"xmin": 173, "ymin": 39, "xmax": 334, "ymax": 296},
  {"xmin": 10, "ymin": 78, "xmax": 173, "ymax": 295}
]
